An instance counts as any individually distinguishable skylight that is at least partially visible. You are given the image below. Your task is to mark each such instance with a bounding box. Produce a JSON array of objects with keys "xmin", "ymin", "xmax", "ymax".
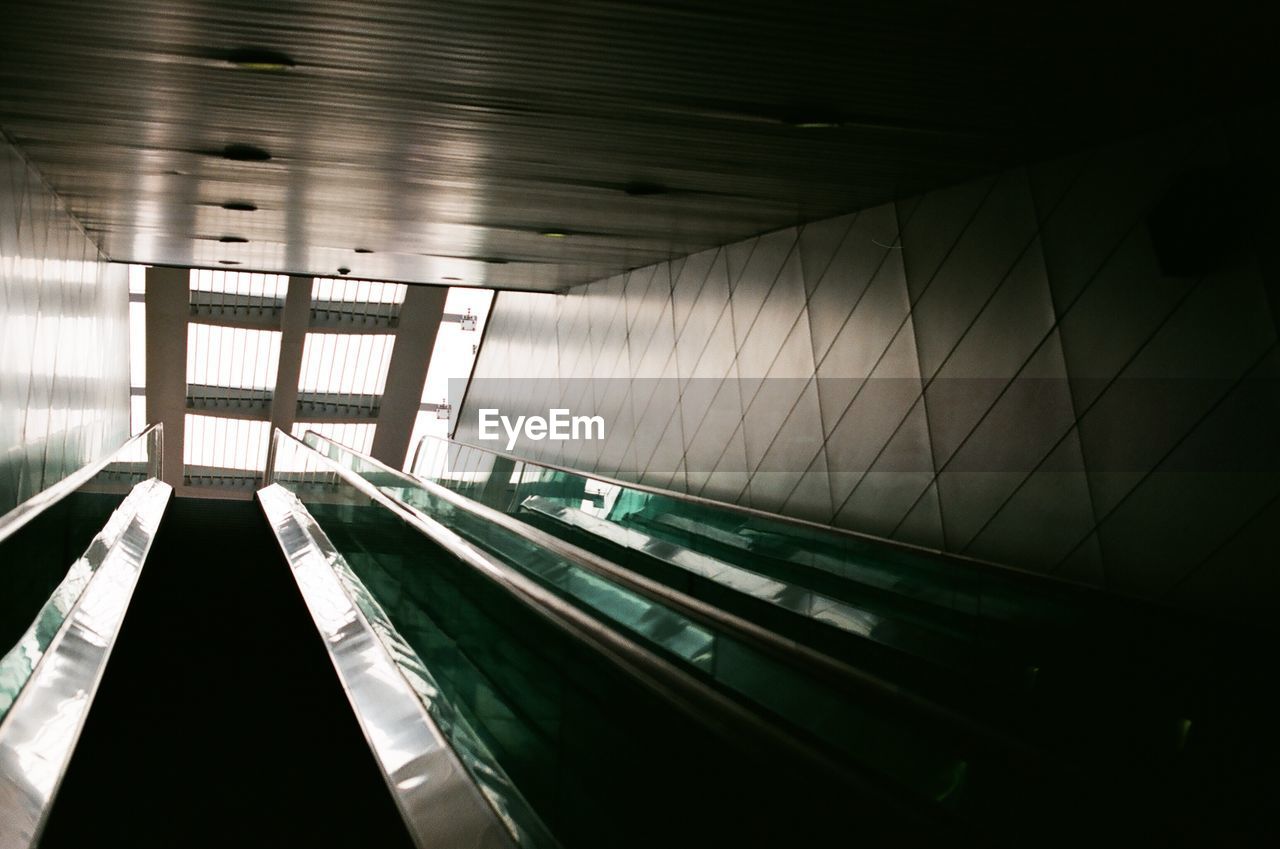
[
  {"xmin": 128, "ymin": 265, "xmax": 147, "ymax": 435},
  {"xmin": 186, "ymin": 324, "xmax": 282, "ymax": 392},
  {"xmin": 132, "ymin": 267, "xmax": 493, "ymax": 489},
  {"xmin": 191, "ymin": 268, "xmax": 289, "ymax": 299},
  {"xmin": 312, "ymin": 277, "xmax": 406, "ymax": 305},
  {"xmin": 298, "ymin": 333, "xmax": 396, "ymax": 396},
  {"xmin": 405, "ymin": 287, "xmax": 494, "ymax": 468},
  {"xmin": 184, "ymin": 415, "xmax": 271, "ymax": 472}
]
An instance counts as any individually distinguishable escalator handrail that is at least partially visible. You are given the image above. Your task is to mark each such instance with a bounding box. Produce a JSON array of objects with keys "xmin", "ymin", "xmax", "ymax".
[
  {"xmin": 0, "ymin": 424, "xmax": 162, "ymax": 548},
  {"xmin": 313, "ymin": 431, "xmax": 1040, "ymax": 772},
  {"xmin": 0, "ymin": 476, "xmax": 172, "ymax": 849},
  {"xmin": 412, "ymin": 434, "xmax": 1092, "ymax": 594},
  {"xmin": 272, "ymin": 429, "xmax": 938, "ymax": 820},
  {"xmin": 413, "ymin": 433, "xmax": 1248, "ymax": 630},
  {"xmin": 257, "ymin": 484, "xmax": 525, "ymax": 849}
]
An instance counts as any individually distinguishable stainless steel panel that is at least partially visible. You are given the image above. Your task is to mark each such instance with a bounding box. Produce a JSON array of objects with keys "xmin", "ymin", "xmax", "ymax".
[
  {"xmin": 0, "ymin": 135, "xmax": 130, "ymax": 518},
  {"xmin": 0, "ymin": 477, "xmax": 171, "ymax": 849}
]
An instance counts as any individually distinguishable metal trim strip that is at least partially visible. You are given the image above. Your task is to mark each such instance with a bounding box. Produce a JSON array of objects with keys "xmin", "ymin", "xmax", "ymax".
[
  {"xmin": 0, "ymin": 477, "xmax": 172, "ymax": 849},
  {"xmin": 0, "ymin": 425, "xmax": 162, "ymax": 548},
  {"xmin": 415, "ymin": 433, "xmax": 1029, "ymax": 576},
  {"xmin": 255, "ymin": 484, "xmax": 516, "ymax": 849}
]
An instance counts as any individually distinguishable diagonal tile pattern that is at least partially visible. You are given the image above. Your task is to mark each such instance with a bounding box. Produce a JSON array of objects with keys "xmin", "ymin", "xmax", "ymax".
[{"xmin": 460, "ymin": 106, "xmax": 1280, "ymax": 618}]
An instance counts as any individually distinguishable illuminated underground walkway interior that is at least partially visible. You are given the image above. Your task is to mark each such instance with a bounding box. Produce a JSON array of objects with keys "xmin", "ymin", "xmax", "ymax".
[{"xmin": 3, "ymin": 3, "xmax": 1280, "ymax": 847}]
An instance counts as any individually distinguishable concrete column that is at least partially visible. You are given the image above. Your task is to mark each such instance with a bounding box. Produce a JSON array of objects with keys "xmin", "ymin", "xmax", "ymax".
[
  {"xmin": 269, "ymin": 276, "xmax": 313, "ymax": 438},
  {"xmin": 370, "ymin": 285, "xmax": 447, "ymax": 468},
  {"xmin": 144, "ymin": 267, "xmax": 188, "ymax": 487}
]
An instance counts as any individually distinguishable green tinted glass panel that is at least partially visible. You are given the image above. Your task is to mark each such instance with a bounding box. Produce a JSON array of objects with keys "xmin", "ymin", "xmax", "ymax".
[{"xmin": 0, "ymin": 427, "xmax": 160, "ymax": 721}]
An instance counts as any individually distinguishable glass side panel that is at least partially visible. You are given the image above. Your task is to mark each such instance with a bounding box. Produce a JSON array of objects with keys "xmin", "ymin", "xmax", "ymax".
[
  {"xmin": 270, "ymin": 432, "xmax": 970, "ymax": 846},
  {"xmin": 301, "ymin": 432, "xmax": 1024, "ymax": 811},
  {"xmin": 411, "ymin": 435, "xmax": 1078, "ymax": 625},
  {"xmin": 403, "ymin": 437, "xmax": 1050, "ymax": 699},
  {"xmin": 399, "ymin": 433, "xmax": 1280, "ymax": 791},
  {"xmin": 0, "ymin": 427, "xmax": 160, "ymax": 721},
  {"xmin": 289, "ymin": 431, "xmax": 1280, "ymax": 843}
]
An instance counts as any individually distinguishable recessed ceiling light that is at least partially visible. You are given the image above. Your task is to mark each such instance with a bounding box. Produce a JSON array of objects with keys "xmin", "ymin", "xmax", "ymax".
[
  {"xmin": 224, "ymin": 48, "xmax": 296, "ymax": 71},
  {"xmin": 778, "ymin": 110, "xmax": 845, "ymax": 129},
  {"xmin": 353, "ymin": 247, "xmax": 374, "ymax": 254},
  {"xmin": 222, "ymin": 201, "xmax": 258, "ymax": 212},
  {"xmin": 221, "ymin": 143, "xmax": 271, "ymax": 162},
  {"xmin": 218, "ymin": 235, "xmax": 249, "ymax": 243},
  {"xmin": 623, "ymin": 181, "xmax": 666, "ymax": 196},
  {"xmin": 218, "ymin": 260, "xmax": 241, "ymax": 265},
  {"xmin": 539, "ymin": 230, "xmax": 568, "ymax": 238}
]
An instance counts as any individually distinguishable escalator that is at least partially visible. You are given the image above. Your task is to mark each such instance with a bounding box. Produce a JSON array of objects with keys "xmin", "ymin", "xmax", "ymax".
[
  {"xmin": 5, "ymin": 427, "xmax": 1279, "ymax": 847},
  {"xmin": 265, "ymin": 431, "xmax": 969, "ymax": 847},
  {"xmin": 377, "ymin": 432, "xmax": 1280, "ymax": 845},
  {"xmin": 0, "ymin": 427, "xmax": 414, "ymax": 849},
  {"xmin": 38, "ymin": 497, "xmax": 416, "ymax": 849}
]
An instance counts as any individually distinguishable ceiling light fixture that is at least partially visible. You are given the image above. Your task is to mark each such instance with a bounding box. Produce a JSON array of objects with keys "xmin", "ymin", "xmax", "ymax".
[
  {"xmin": 623, "ymin": 181, "xmax": 666, "ymax": 196},
  {"xmin": 353, "ymin": 247, "xmax": 374, "ymax": 254},
  {"xmin": 222, "ymin": 201, "xmax": 258, "ymax": 212},
  {"xmin": 442, "ymin": 276, "xmax": 462, "ymax": 281},
  {"xmin": 337, "ymin": 266, "xmax": 351, "ymax": 275},
  {"xmin": 221, "ymin": 143, "xmax": 272, "ymax": 162},
  {"xmin": 218, "ymin": 260, "xmax": 241, "ymax": 265},
  {"xmin": 218, "ymin": 235, "xmax": 249, "ymax": 243},
  {"xmin": 224, "ymin": 48, "xmax": 296, "ymax": 71},
  {"xmin": 779, "ymin": 110, "xmax": 845, "ymax": 129},
  {"xmin": 539, "ymin": 230, "xmax": 568, "ymax": 238}
]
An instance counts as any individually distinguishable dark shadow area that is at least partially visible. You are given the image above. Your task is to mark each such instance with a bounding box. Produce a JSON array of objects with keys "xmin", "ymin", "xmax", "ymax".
[{"xmin": 39, "ymin": 497, "xmax": 415, "ymax": 849}]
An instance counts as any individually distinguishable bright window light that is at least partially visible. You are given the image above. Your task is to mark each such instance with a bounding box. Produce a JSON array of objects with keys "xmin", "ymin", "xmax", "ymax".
[
  {"xmin": 128, "ymin": 264, "xmax": 148, "ymax": 435},
  {"xmin": 405, "ymin": 287, "xmax": 494, "ymax": 469},
  {"xmin": 291, "ymin": 422, "xmax": 377, "ymax": 454},
  {"xmin": 129, "ymin": 301, "xmax": 147, "ymax": 387},
  {"xmin": 128, "ymin": 264, "xmax": 147, "ymax": 294},
  {"xmin": 187, "ymin": 324, "xmax": 282, "ymax": 391},
  {"xmin": 183, "ymin": 415, "xmax": 271, "ymax": 472},
  {"xmin": 130, "ymin": 396, "xmax": 146, "ymax": 437},
  {"xmin": 190, "ymin": 268, "xmax": 289, "ymax": 298},
  {"xmin": 298, "ymin": 333, "xmax": 396, "ymax": 395},
  {"xmin": 312, "ymin": 277, "xmax": 407, "ymax": 304}
]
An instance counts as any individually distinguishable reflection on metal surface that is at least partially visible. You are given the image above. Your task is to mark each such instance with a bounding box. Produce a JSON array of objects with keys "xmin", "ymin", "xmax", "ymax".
[
  {"xmin": 410, "ymin": 434, "xmax": 1075, "ymax": 625},
  {"xmin": 0, "ymin": 135, "xmax": 131, "ymax": 520},
  {"xmin": 520, "ymin": 495, "xmax": 881, "ymax": 638},
  {"xmin": 0, "ymin": 477, "xmax": 171, "ymax": 849},
  {"xmin": 256, "ymin": 483, "xmax": 517, "ymax": 849},
  {"xmin": 0, "ymin": 427, "xmax": 163, "ymax": 727},
  {"xmin": 0, "ymin": 425, "xmax": 162, "ymax": 547}
]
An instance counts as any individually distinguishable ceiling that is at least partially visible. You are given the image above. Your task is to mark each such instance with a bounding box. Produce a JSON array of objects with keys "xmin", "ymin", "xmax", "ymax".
[{"xmin": 2, "ymin": 0, "xmax": 1275, "ymax": 292}]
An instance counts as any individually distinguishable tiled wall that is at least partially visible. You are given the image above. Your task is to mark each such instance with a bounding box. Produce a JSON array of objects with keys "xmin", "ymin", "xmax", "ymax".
[
  {"xmin": 462, "ymin": 108, "xmax": 1280, "ymax": 617},
  {"xmin": 0, "ymin": 133, "xmax": 130, "ymax": 516}
]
